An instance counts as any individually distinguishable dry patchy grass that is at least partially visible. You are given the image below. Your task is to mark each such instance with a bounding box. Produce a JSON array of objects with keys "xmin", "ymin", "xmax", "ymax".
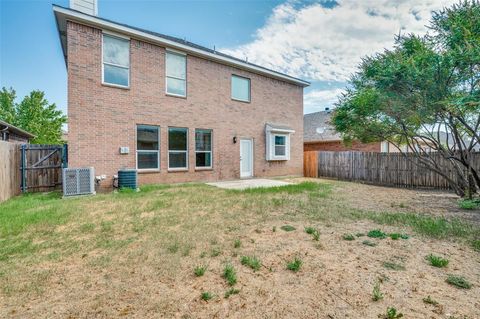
[{"xmin": 0, "ymin": 179, "xmax": 479, "ymax": 318}]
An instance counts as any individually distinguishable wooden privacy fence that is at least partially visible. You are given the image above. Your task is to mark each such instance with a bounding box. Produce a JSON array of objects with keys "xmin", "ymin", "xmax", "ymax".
[
  {"xmin": 0, "ymin": 143, "xmax": 67, "ymax": 202},
  {"xmin": 303, "ymin": 151, "xmax": 318, "ymax": 178},
  {"xmin": 304, "ymin": 151, "xmax": 480, "ymax": 190},
  {"xmin": 20, "ymin": 144, "xmax": 67, "ymax": 193},
  {"xmin": 0, "ymin": 141, "xmax": 21, "ymax": 202}
]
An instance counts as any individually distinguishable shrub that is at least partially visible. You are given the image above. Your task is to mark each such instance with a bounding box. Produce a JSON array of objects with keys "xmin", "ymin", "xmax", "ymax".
[
  {"xmin": 287, "ymin": 257, "xmax": 302, "ymax": 272},
  {"xmin": 426, "ymin": 254, "xmax": 449, "ymax": 268},
  {"xmin": 368, "ymin": 229, "xmax": 387, "ymax": 239},
  {"xmin": 223, "ymin": 264, "xmax": 237, "ymax": 286},
  {"xmin": 446, "ymin": 275, "xmax": 472, "ymax": 289},
  {"xmin": 194, "ymin": 265, "xmax": 207, "ymax": 277},
  {"xmin": 240, "ymin": 256, "xmax": 261, "ymax": 271}
]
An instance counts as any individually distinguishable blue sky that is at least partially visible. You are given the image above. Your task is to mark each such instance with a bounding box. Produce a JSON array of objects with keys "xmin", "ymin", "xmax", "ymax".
[{"xmin": 1, "ymin": 0, "xmax": 455, "ymax": 117}]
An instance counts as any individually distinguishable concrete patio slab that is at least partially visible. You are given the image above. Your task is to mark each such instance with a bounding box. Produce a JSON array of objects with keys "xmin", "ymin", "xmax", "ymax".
[{"xmin": 206, "ymin": 178, "xmax": 292, "ymax": 190}]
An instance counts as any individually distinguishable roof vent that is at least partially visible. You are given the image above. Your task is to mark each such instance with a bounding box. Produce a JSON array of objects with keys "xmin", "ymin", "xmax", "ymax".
[{"xmin": 70, "ymin": 0, "xmax": 98, "ymax": 16}]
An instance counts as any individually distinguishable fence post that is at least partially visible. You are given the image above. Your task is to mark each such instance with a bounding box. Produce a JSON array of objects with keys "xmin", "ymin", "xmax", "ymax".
[
  {"xmin": 20, "ymin": 144, "xmax": 26, "ymax": 193},
  {"xmin": 62, "ymin": 143, "xmax": 68, "ymax": 168}
]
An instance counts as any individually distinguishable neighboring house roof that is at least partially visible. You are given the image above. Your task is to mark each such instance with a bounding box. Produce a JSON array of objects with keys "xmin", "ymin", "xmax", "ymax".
[
  {"xmin": 304, "ymin": 111, "xmax": 341, "ymax": 143},
  {"xmin": 53, "ymin": 5, "xmax": 310, "ymax": 87},
  {"xmin": 0, "ymin": 120, "xmax": 35, "ymax": 139}
]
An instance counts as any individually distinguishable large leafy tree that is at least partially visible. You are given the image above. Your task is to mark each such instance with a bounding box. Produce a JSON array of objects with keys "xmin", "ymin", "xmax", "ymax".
[
  {"xmin": 0, "ymin": 87, "xmax": 67, "ymax": 144},
  {"xmin": 333, "ymin": 1, "xmax": 480, "ymax": 197}
]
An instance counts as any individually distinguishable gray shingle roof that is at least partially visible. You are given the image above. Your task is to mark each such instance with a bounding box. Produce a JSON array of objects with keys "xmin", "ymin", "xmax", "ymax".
[{"xmin": 303, "ymin": 111, "xmax": 341, "ymax": 143}]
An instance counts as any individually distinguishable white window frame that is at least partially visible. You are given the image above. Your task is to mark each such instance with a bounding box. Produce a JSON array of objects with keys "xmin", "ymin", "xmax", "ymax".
[
  {"xmin": 136, "ymin": 125, "xmax": 160, "ymax": 171},
  {"xmin": 381, "ymin": 141, "xmax": 389, "ymax": 153},
  {"xmin": 102, "ymin": 32, "xmax": 130, "ymax": 88},
  {"xmin": 165, "ymin": 49, "xmax": 187, "ymax": 97},
  {"xmin": 231, "ymin": 75, "xmax": 251, "ymax": 102},
  {"xmin": 168, "ymin": 127, "xmax": 189, "ymax": 170},
  {"xmin": 195, "ymin": 129, "xmax": 212, "ymax": 169},
  {"xmin": 265, "ymin": 125, "xmax": 294, "ymax": 161},
  {"xmin": 273, "ymin": 134, "xmax": 287, "ymax": 157}
]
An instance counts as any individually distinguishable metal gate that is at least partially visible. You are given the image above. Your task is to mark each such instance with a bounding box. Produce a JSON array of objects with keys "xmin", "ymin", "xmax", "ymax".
[{"xmin": 20, "ymin": 144, "xmax": 68, "ymax": 193}]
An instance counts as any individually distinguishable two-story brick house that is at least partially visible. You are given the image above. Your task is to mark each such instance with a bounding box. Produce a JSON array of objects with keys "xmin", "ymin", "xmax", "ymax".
[{"xmin": 54, "ymin": 1, "xmax": 309, "ymax": 188}]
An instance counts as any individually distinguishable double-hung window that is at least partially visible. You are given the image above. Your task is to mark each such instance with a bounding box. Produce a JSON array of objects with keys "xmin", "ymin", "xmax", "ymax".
[
  {"xmin": 274, "ymin": 135, "xmax": 286, "ymax": 156},
  {"xmin": 231, "ymin": 75, "xmax": 250, "ymax": 102},
  {"xmin": 166, "ymin": 51, "xmax": 187, "ymax": 97},
  {"xmin": 195, "ymin": 129, "xmax": 212, "ymax": 168},
  {"xmin": 168, "ymin": 127, "xmax": 188, "ymax": 169},
  {"xmin": 102, "ymin": 34, "xmax": 130, "ymax": 87},
  {"xmin": 136, "ymin": 125, "xmax": 159, "ymax": 170}
]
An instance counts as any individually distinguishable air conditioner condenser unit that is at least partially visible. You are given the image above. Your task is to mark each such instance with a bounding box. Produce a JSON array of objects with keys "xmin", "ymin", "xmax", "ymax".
[{"xmin": 63, "ymin": 167, "xmax": 96, "ymax": 197}]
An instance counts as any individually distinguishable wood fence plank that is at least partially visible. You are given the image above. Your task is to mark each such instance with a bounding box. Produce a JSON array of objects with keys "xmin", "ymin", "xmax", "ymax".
[
  {"xmin": 305, "ymin": 150, "xmax": 480, "ymax": 190},
  {"xmin": 0, "ymin": 141, "xmax": 21, "ymax": 202}
]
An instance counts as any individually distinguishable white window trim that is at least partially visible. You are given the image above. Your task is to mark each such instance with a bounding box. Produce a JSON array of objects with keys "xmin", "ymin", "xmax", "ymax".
[
  {"xmin": 265, "ymin": 125, "xmax": 294, "ymax": 161},
  {"xmin": 273, "ymin": 135, "xmax": 287, "ymax": 157},
  {"xmin": 102, "ymin": 33, "xmax": 130, "ymax": 88},
  {"xmin": 136, "ymin": 125, "xmax": 160, "ymax": 171},
  {"xmin": 231, "ymin": 75, "xmax": 251, "ymax": 102},
  {"xmin": 380, "ymin": 141, "xmax": 389, "ymax": 153},
  {"xmin": 269, "ymin": 133, "xmax": 289, "ymax": 161},
  {"xmin": 168, "ymin": 127, "xmax": 189, "ymax": 170},
  {"xmin": 195, "ymin": 129, "xmax": 213, "ymax": 169},
  {"xmin": 165, "ymin": 51, "xmax": 187, "ymax": 97}
]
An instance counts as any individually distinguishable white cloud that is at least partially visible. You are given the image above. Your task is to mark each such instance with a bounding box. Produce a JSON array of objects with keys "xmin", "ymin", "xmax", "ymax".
[
  {"xmin": 304, "ymin": 87, "xmax": 345, "ymax": 114},
  {"xmin": 222, "ymin": 0, "xmax": 455, "ymax": 82}
]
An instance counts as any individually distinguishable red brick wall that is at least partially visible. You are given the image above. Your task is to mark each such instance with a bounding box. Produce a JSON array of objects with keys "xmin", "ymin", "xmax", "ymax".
[
  {"xmin": 304, "ymin": 140, "xmax": 381, "ymax": 152},
  {"xmin": 67, "ymin": 22, "xmax": 304, "ymax": 188}
]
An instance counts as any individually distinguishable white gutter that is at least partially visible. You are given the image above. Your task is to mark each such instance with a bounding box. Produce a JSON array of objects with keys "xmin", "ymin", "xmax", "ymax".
[{"xmin": 53, "ymin": 5, "xmax": 310, "ymax": 87}]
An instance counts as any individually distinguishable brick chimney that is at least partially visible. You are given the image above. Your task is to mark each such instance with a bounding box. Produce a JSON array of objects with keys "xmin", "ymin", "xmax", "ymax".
[{"xmin": 70, "ymin": 0, "xmax": 98, "ymax": 16}]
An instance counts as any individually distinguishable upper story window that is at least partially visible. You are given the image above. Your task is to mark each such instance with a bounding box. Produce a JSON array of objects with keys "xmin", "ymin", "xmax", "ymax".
[
  {"xmin": 136, "ymin": 125, "xmax": 159, "ymax": 170},
  {"xmin": 195, "ymin": 129, "xmax": 212, "ymax": 169},
  {"xmin": 102, "ymin": 34, "xmax": 130, "ymax": 87},
  {"xmin": 231, "ymin": 75, "xmax": 250, "ymax": 102},
  {"xmin": 166, "ymin": 51, "xmax": 187, "ymax": 97}
]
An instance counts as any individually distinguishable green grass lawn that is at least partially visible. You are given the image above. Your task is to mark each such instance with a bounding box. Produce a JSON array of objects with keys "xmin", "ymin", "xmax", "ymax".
[{"xmin": 0, "ymin": 179, "xmax": 479, "ymax": 317}]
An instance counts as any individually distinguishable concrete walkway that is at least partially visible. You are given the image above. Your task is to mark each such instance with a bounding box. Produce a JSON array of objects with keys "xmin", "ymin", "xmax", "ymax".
[{"xmin": 206, "ymin": 178, "xmax": 292, "ymax": 190}]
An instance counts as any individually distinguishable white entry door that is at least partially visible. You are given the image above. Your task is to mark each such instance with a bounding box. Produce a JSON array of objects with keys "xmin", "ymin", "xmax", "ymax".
[{"xmin": 240, "ymin": 139, "xmax": 253, "ymax": 178}]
